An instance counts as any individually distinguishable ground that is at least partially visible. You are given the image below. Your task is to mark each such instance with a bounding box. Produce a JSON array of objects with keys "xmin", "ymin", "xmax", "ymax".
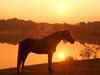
[{"xmin": 0, "ymin": 59, "xmax": 100, "ymax": 75}]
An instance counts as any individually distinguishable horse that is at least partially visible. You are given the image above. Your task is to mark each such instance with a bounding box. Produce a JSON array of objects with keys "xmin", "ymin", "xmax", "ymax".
[{"xmin": 17, "ymin": 30, "xmax": 74, "ymax": 74}]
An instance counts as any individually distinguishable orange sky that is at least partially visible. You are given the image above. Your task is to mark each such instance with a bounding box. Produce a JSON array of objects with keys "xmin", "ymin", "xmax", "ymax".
[{"xmin": 0, "ymin": 0, "xmax": 100, "ymax": 23}]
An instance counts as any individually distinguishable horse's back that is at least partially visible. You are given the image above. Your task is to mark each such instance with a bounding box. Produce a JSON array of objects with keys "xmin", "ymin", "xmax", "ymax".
[
  {"xmin": 19, "ymin": 38, "xmax": 37, "ymax": 49},
  {"xmin": 19, "ymin": 38, "xmax": 50, "ymax": 54},
  {"xmin": 20, "ymin": 38, "xmax": 38, "ymax": 44}
]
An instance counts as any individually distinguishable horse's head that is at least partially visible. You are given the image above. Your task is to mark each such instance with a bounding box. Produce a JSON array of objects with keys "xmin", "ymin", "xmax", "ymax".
[{"xmin": 62, "ymin": 30, "xmax": 74, "ymax": 44}]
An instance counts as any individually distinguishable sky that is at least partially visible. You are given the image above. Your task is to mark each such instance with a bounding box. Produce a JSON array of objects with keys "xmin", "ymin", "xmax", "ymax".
[{"xmin": 0, "ymin": 0, "xmax": 100, "ymax": 23}]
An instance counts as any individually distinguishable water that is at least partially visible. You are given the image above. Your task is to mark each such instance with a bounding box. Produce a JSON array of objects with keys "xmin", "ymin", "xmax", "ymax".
[{"xmin": 0, "ymin": 43, "xmax": 48, "ymax": 69}]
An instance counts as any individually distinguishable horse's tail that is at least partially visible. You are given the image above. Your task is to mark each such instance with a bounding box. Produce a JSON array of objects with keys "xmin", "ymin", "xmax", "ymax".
[{"xmin": 17, "ymin": 43, "xmax": 23, "ymax": 74}]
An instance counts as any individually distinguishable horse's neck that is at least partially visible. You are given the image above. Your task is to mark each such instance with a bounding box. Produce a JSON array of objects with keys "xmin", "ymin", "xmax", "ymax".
[
  {"xmin": 54, "ymin": 35, "xmax": 62, "ymax": 45},
  {"xmin": 45, "ymin": 33, "xmax": 63, "ymax": 45}
]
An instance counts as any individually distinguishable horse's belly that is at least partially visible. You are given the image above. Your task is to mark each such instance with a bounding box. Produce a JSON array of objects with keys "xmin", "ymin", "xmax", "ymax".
[
  {"xmin": 31, "ymin": 49, "xmax": 48, "ymax": 54},
  {"xmin": 30, "ymin": 46, "xmax": 48, "ymax": 54}
]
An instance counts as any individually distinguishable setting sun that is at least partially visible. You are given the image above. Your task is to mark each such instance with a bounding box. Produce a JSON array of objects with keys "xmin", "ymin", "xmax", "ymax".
[
  {"xmin": 58, "ymin": 52, "xmax": 66, "ymax": 61},
  {"xmin": 59, "ymin": 4, "xmax": 65, "ymax": 12},
  {"xmin": 54, "ymin": 41, "xmax": 69, "ymax": 61}
]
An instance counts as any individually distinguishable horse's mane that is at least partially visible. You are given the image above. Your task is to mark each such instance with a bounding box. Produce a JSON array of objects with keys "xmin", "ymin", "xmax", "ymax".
[{"xmin": 42, "ymin": 30, "xmax": 66, "ymax": 39}]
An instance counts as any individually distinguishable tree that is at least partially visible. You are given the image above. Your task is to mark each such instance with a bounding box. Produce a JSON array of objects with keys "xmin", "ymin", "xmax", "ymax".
[
  {"xmin": 80, "ymin": 44, "xmax": 93, "ymax": 59},
  {"xmin": 92, "ymin": 45, "xmax": 100, "ymax": 59}
]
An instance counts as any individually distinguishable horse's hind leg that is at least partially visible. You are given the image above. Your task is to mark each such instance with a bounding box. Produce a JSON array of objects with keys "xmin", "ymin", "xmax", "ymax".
[
  {"xmin": 17, "ymin": 45, "xmax": 28, "ymax": 74},
  {"xmin": 17, "ymin": 51, "xmax": 28, "ymax": 74},
  {"xmin": 17, "ymin": 50, "xmax": 22, "ymax": 74},
  {"xmin": 22, "ymin": 53, "xmax": 28, "ymax": 72}
]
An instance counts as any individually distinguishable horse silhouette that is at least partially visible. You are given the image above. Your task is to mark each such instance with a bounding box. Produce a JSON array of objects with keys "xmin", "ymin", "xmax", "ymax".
[{"xmin": 17, "ymin": 30, "xmax": 74, "ymax": 74}]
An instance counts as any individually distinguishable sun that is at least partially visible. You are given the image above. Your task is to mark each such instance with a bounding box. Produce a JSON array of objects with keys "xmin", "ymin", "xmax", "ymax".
[
  {"xmin": 59, "ymin": 3, "xmax": 66, "ymax": 12},
  {"xmin": 58, "ymin": 52, "xmax": 66, "ymax": 61}
]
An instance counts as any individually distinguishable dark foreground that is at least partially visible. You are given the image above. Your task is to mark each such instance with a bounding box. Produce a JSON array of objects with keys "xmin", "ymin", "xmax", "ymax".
[{"xmin": 0, "ymin": 59, "xmax": 100, "ymax": 75}]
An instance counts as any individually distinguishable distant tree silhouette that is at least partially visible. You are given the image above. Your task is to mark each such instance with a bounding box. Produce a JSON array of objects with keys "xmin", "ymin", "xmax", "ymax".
[
  {"xmin": 0, "ymin": 18, "xmax": 100, "ymax": 45},
  {"xmin": 80, "ymin": 44, "xmax": 93, "ymax": 59},
  {"xmin": 79, "ymin": 22, "xmax": 86, "ymax": 26},
  {"xmin": 92, "ymin": 45, "xmax": 100, "ymax": 59}
]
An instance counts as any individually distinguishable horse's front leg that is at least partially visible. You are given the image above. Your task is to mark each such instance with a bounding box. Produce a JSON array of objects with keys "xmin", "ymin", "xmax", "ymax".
[{"xmin": 48, "ymin": 53, "xmax": 53, "ymax": 73}]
